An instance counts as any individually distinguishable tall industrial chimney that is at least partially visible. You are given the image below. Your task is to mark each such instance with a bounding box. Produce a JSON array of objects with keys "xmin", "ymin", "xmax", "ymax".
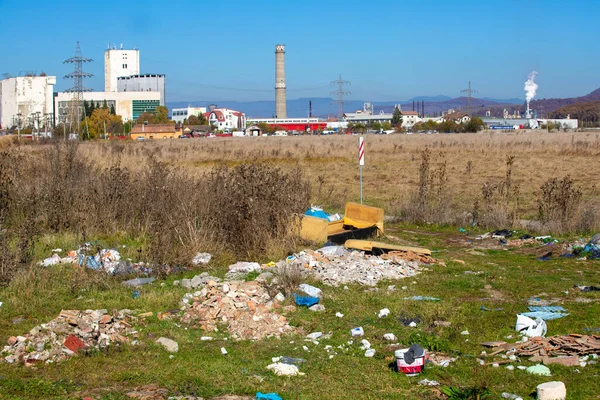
[{"xmin": 275, "ymin": 44, "xmax": 287, "ymax": 119}]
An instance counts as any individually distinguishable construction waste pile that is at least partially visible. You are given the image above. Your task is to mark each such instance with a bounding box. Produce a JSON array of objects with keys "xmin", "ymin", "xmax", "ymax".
[
  {"xmin": 281, "ymin": 245, "xmax": 425, "ymax": 287},
  {"xmin": 180, "ymin": 280, "xmax": 294, "ymax": 340},
  {"xmin": 485, "ymin": 334, "xmax": 600, "ymax": 362},
  {"xmin": 3, "ymin": 309, "xmax": 138, "ymax": 366}
]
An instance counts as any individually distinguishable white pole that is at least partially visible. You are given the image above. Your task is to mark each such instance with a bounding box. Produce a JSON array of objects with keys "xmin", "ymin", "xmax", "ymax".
[{"xmin": 359, "ymin": 136, "xmax": 365, "ymax": 204}]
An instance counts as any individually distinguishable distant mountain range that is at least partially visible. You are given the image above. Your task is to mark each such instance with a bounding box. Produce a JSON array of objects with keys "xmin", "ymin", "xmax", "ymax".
[{"xmin": 168, "ymin": 91, "xmax": 600, "ymax": 119}]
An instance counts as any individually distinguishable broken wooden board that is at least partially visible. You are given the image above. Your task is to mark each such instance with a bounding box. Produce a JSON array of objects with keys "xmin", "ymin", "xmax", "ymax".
[{"xmin": 344, "ymin": 239, "xmax": 431, "ymax": 256}]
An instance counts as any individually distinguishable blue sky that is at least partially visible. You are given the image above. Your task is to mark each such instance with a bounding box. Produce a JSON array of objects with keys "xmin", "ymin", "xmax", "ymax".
[{"xmin": 0, "ymin": 0, "xmax": 598, "ymax": 102}]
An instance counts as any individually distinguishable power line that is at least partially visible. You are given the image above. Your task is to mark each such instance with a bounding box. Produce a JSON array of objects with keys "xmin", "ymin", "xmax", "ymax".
[
  {"xmin": 330, "ymin": 74, "xmax": 351, "ymax": 119},
  {"xmin": 460, "ymin": 81, "xmax": 478, "ymax": 115},
  {"xmin": 63, "ymin": 41, "xmax": 93, "ymax": 136}
]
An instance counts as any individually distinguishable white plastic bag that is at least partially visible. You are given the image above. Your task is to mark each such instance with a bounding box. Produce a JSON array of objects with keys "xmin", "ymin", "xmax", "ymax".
[{"xmin": 515, "ymin": 314, "xmax": 547, "ymax": 337}]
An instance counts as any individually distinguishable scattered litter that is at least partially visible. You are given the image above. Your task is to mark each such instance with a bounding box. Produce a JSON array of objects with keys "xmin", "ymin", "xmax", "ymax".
[
  {"xmin": 180, "ymin": 281, "xmax": 295, "ymax": 340},
  {"xmin": 575, "ymin": 285, "xmax": 600, "ymax": 292},
  {"xmin": 383, "ymin": 333, "xmax": 397, "ymax": 341},
  {"xmin": 378, "ymin": 308, "xmax": 390, "ymax": 318},
  {"xmin": 481, "ymin": 306, "xmax": 503, "ymax": 311},
  {"xmin": 461, "ymin": 330, "xmax": 470, "ymax": 335},
  {"xmin": 191, "ymin": 252, "xmax": 212, "ymax": 265},
  {"xmin": 256, "ymin": 393, "xmax": 283, "ymax": 400},
  {"xmin": 294, "ymin": 294, "xmax": 319, "ymax": 308},
  {"xmin": 501, "ymin": 393, "xmax": 523, "ymax": 400},
  {"xmin": 361, "ymin": 339, "xmax": 371, "ymax": 349},
  {"xmin": 279, "ymin": 356, "xmax": 306, "ymax": 366},
  {"xmin": 419, "ymin": 378, "xmax": 440, "ymax": 386},
  {"xmin": 515, "ymin": 315, "xmax": 547, "ymax": 337},
  {"xmin": 299, "ymin": 284, "xmax": 322, "ymax": 298},
  {"xmin": 221, "ymin": 347, "xmax": 228, "ymax": 355},
  {"xmin": 132, "ymin": 290, "xmax": 140, "ymax": 299},
  {"xmin": 350, "ymin": 327, "xmax": 364, "ymax": 337},
  {"xmin": 428, "ymin": 352, "xmax": 457, "ymax": 367},
  {"xmin": 200, "ymin": 336, "xmax": 213, "ymax": 341},
  {"xmin": 266, "ymin": 362, "xmax": 303, "ymax": 376},
  {"xmin": 403, "ymin": 296, "xmax": 440, "ymax": 301},
  {"xmin": 364, "ymin": 349, "xmax": 376, "ymax": 357},
  {"xmin": 526, "ymin": 364, "xmax": 551, "ymax": 376},
  {"xmin": 335, "ymin": 312, "xmax": 344, "ymax": 318},
  {"xmin": 306, "ymin": 332, "xmax": 323, "ymax": 340},
  {"xmin": 121, "ymin": 277, "xmax": 156, "ymax": 287},
  {"xmin": 308, "ymin": 304, "xmax": 325, "ymax": 312}
]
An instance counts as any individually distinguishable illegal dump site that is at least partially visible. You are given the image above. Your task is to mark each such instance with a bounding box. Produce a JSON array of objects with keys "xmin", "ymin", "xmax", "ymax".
[{"xmin": 1, "ymin": 134, "xmax": 600, "ymax": 399}]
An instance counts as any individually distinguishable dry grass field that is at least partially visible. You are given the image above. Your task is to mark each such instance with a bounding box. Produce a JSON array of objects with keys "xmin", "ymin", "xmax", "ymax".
[{"xmin": 72, "ymin": 130, "xmax": 600, "ymax": 226}]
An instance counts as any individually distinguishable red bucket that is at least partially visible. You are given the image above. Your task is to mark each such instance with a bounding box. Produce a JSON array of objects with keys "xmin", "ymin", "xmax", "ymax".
[{"xmin": 395, "ymin": 349, "xmax": 425, "ymax": 376}]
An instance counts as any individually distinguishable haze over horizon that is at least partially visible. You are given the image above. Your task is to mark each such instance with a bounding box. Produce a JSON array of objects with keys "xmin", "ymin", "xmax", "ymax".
[{"xmin": 1, "ymin": 0, "xmax": 598, "ymax": 103}]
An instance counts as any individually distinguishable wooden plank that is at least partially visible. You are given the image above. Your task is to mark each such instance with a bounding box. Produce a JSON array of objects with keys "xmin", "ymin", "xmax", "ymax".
[{"xmin": 344, "ymin": 239, "xmax": 431, "ymax": 255}]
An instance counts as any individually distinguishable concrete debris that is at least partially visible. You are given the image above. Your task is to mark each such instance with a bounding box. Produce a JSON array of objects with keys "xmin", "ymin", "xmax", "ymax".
[
  {"xmin": 274, "ymin": 293, "xmax": 285, "ymax": 302},
  {"xmin": 156, "ymin": 337, "xmax": 179, "ymax": 353},
  {"xmin": 537, "ymin": 381, "xmax": 566, "ymax": 400},
  {"xmin": 266, "ymin": 362, "xmax": 303, "ymax": 376},
  {"xmin": 282, "ymin": 248, "xmax": 422, "ymax": 287},
  {"xmin": 3, "ymin": 309, "xmax": 137, "ymax": 366},
  {"xmin": 225, "ymin": 262, "xmax": 261, "ymax": 280},
  {"xmin": 308, "ymin": 304, "xmax": 326, "ymax": 312},
  {"xmin": 181, "ymin": 272, "xmax": 222, "ymax": 290},
  {"xmin": 192, "ymin": 252, "xmax": 212, "ymax": 265},
  {"xmin": 179, "ymin": 280, "xmax": 295, "ymax": 340},
  {"xmin": 485, "ymin": 334, "xmax": 600, "ymax": 360}
]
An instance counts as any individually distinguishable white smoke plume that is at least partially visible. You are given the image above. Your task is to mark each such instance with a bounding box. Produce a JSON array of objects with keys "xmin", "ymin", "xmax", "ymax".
[{"xmin": 524, "ymin": 71, "xmax": 538, "ymax": 103}]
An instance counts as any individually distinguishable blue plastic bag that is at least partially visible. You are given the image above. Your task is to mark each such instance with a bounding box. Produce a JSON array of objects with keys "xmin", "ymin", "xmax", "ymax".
[
  {"xmin": 294, "ymin": 294, "xmax": 319, "ymax": 307},
  {"xmin": 304, "ymin": 207, "xmax": 330, "ymax": 220},
  {"xmin": 256, "ymin": 393, "xmax": 283, "ymax": 400}
]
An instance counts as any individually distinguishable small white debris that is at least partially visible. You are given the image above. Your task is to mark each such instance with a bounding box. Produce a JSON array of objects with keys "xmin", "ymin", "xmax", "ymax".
[
  {"xmin": 335, "ymin": 312, "xmax": 344, "ymax": 318},
  {"xmin": 201, "ymin": 336, "xmax": 213, "ymax": 341},
  {"xmin": 408, "ymin": 321, "xmax": 417, "ymax": 328},
  {"xmin": 220, "ymin": 347, "xmax": 228, "ymax": 355},
  {"xmin": 383, "ymin": 333, "xmax": 397, "ymax": 341},
  {"xmin": 461, "ymin": 330, "xmax": 470, "ymax": 335},
  {"xmin": 378, "ymin": 308, "xmax": 390, "ymax": 318},
  {"xmin": 361, "ymin": 339, "xmax": 371, "ymax": 349},
  {"xmin": 275, "ymin": 293, "xmax": 285, "ymax": 302},
  {"xmin": 306, "ymin": 332, "xmax": 323, "ymax": 340},
  {"xmin": 364, "ymin": 349, "xmax": 376, "ymax": 357}
]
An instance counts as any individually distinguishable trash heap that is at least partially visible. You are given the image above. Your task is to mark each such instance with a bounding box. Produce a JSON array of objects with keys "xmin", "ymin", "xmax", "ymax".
[
  {"xmin": 282, "ymin": 247, "xmax": 422, "ymax": 287},
  {"xmin": 2, "ymin": 309, "xmax": 137, "ymax": 366},
  {"xmin": 180, "ymin": 280, "xmax": 294, "ymax": 340},
  {"xmin": 39, "ymin": 246, "xmax": 147, "ymax": 275}
]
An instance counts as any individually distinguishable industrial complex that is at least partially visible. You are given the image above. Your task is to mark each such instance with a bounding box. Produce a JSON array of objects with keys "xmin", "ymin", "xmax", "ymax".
[{"xmin": 0, "ymin": 42, "xmax": 580, "ymax": 136}]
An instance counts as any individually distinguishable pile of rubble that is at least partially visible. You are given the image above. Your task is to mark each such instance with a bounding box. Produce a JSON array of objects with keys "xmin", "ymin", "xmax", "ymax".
[
  {"xmin": 2, "ymin": 309, "xmax": 138, "ymax": 366},
  {"xmin": 281, "ymin": 247, "xmax": 422, "ymax": 286},
  {"xmin": 180, "ymin": 280, "xmax": 294, "ymax": 340}
]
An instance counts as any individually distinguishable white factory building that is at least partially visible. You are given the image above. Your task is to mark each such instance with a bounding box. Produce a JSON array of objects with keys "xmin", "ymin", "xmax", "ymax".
[
  {"xmin": 117, "ymin": 74, "xmax": 166, "ymax": 105},
  {"xmin": 104, "ymin": 47, "xmax": 140, "ymax": 92},
  {"xmin": 55, "ymin": 45, "xmax": 165, "ymax": 126},
  {"xmin": 0, "ymin": 75, "xmax": 56, "ymax": 130},
  {"xmin": 171, "ymin": 106, "xmax": 207, "ymax": 124}
]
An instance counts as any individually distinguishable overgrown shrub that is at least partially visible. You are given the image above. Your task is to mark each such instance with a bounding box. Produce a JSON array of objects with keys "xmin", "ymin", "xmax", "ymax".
[
  {"xmin": 402, "ymin": 149, "xmax": 454, "ymax": 224},
  {"xmin": 538, "ymin": 175, "xmax": 583, "ymax": 233},
  {"xmin": 201, "ymin": 163, "xmax": 311, "ymax": 259},
  {"xmin": 475, "ymin": 155, "xmax": 520, "ymax": 228}
]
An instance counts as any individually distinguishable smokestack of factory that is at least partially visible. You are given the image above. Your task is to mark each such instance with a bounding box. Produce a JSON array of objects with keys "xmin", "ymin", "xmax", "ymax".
[{"xmin": 275, "ymin": 44, "xmax": 287, "ymax": 119}]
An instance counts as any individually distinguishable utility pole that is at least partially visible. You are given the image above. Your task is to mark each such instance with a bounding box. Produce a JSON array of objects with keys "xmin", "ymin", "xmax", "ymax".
[
  {"xmin": 461, "ymin": 81, "xmax": 478, "ymax": 116},
  {"xmin": 63, "ymin": 41, "xmax": 93, "ymax": 138},
  {"xmin": 16, "ymin": 112, "xmax": 22, "ymax": 140},
  {"xmin": 330, "ymin": 74, "xmax": 351, "ymax": 120}
]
